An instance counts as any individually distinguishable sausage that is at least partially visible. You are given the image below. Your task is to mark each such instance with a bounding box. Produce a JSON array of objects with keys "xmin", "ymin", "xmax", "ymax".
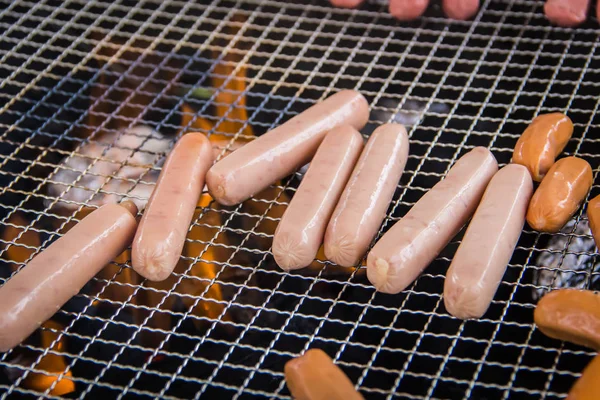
[
  {"xmin": 324, "ymin": 123, "xmax": 409, "ymax": 267},
  {"xmin": 567, "ymin": 353, "xmax": 600, "ymax": 400},
  {"xmin": 0, "ymin": 202, "xmax": 138, "ymax": 352},
  {"xmin": 388, "ymin": 0, "xmax": 430, "ymax": 20},
  {"xmin": 526, "ymin": 157, "xmax": 593, "ymax": 233},
  {"xmin": 534, "ymin": 289, "xmax": 600, "ymax": 350},
  {"xmin": 284, "ymin": 348, "xmax": 364, "ymax": 400},
  {"xmin": 132, "ymin": 132, "xmax": 213, "ymax": 281},
  {"xmin": 512, "ymin": 113, "xmax": 573, "ymax": 182},
  {"xmin": 544, "ymin": 0, "xmax": 589, "ymax": 27},
  {"xmin": 206, "ymin": 90, "xmax": 369, "ymax": 206},
  {"xmin": 367, "ymin": 147, "xmax": 498, "ymax": 294},
  {"xmin": 273, "ymin": 125, "xmax": 364, "ymax": 271},
  {"xmin": 588, "ymin": 195, "xmax": 600, "ymax": 250},
  {"xmin": 444, "ymin": 164, "xmax": 533, "ymax": 319},
  {"xmin": 442, "ymin": 0, "xmax": 479, "ymax": 20},
  {"xmin": 330, "ymin": 0, "xmax": 364, "ymax": 8}
]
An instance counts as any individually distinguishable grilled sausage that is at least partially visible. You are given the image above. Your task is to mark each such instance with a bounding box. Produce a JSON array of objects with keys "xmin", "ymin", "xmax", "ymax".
[
  {"xmin": 273, "ymin": 125, "xmax": 364, "ymax": 271},
  {"xmin": 588, "ymin": 195, "xmax": 600, "ymax": 250},
  {"xmin": 443, "ymin": 0, "xmax": 479, "ymax": 20},
  {"xmin": 206, "ymin": 90, "xmax": 369, "ymax": 206},
  {"xmin": 544, "ymin": 0, "xmax": 589, "ymax": 27},
  {"xmin": 388, "ymin": 0, "xmax": 430, "ymax": 20},
  {"xmin": 567, "ymin": 353, "xmax": 600, "ymax": 400},
  {"xmin": 367, "ymin": 147, "xmax": 498, "ymax": 294},
  {"xmin": 512, "ymin": 113, "xmax": 573, "ymax": 182},
  {"xmin": 0, "ymin": 202, "xmax": 138, "ymax": 352},
  {"xmin": 132, "ymin": 132, "xmax": 213, "ymax": 281},
  {"xmin": 444, "ymin": 164, "xmax": 533, "ymax": 319},
  {"xmin": 284, "ymin": 349, "xmax": 364, "ymax": 400},
  {"xmin": 330, "ymin": 0, "xmax": 364, "ymax": 7},
  {"xmin": 534, "ymin": 289, "xmax": 600, "ymax": 350},
  {"xmin": 527, "ymin": 157, "xmax": 593, "ymax": 233},
  {"xmin": 324, "ymin": 123, "xmax": 409, "ymax": 267}
]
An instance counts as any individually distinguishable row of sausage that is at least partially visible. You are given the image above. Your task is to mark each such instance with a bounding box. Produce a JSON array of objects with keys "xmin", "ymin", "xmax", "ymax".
[{"xmin": 1, "ymin": 90, "xmax": 598, "ymax": 352}]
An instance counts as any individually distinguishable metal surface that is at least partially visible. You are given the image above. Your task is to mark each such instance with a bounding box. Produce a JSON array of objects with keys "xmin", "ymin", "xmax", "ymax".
[{"xmin": 0, "ymin": 0, "xmax": 599, "ymax": 398}]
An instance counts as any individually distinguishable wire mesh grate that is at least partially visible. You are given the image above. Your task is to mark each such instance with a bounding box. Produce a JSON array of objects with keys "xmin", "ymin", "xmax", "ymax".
[{"xmin": 0, "ymin": 0, "xmax": 599, "ymax": 398}]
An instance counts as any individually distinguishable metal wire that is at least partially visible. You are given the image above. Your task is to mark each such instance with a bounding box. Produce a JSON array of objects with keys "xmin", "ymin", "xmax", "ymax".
[{"xmin": 0, "ymin": 0, "xmax": 599, "ymax": 398}]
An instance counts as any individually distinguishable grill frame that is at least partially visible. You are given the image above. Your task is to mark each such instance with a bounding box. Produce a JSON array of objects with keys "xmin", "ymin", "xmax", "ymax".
[{"xmin": 0, "ymin": 0, "xmax": 599, "ymax": 398}]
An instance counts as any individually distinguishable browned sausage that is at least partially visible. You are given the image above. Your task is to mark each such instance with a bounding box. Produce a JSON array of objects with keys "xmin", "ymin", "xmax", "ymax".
[
  {"xmin": 588, "ymin": 195, "xmax": 600, "ymax": 250},
  {"xmin": 0, "ymin": 203, "xmax": 138, "ymax": 352},
  {"xmin": 526, "ymin": 157, "xmax": 593, "ymax": 233},
  {"xmin": 284, "ymin": 349, "xmax": 364, "ymax": 400},
  {"xmin": 534, "ymin": 289, "xmax": 600, "ymax": 350},
  {"xmin": 512, "ymin": 113, "xmax": 573, "ymax": 182},
  {"xmin": 567, "ymin": 353, "xmax": 600, "ymax": 400}
]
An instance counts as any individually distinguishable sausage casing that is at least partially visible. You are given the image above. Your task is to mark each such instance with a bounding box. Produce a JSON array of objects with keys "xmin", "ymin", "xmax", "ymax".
[
  {"xmin": 284, "ymin": 349, "xmax": 364, "ymax": 400},
  {"xmin": 567, "ymin": 353, "xmax": 600, "ymax": 400},
  {"xmin": 132, "ymin": 132, "xmax": 213, "ymax": 281},
  {"xmin": 388, "ymin": 0, "xmax": 430, "ymax": 20},
  {"xmin": 544, "ymin": 0, "xmax": 590, "ymax": 27},
  {"xmin": 367, "ymin": 147, "xmax": 498, "ymax": 294},
  {"xmin": 512, "ymin": 113, "xmax": 573, "ymax": 182},
  {"xmin": 534, "ymin": 289, "xmax": 600, "ymax": 350},
  {"xmin": 444, "ymin": 164, "xmax": 533, "ymax": 319},
  {"xmin": 206, "ymin": 90, "xmax": 369, "ymax": 206},
  {"xmin": 588, "ymin": 195, "xmax": 600, "ymax": 250},
  {"xmin": 442, "ymin": 0, "xmax": 480, "ymax": 20},
  {"xmin": 273, "ymin": 125, "xmax": 364, "ymax": 270},
  {"xmin": 324, "ymin": 123, "xmax": 409, "ymax": 267},
  {"xmin": 0, "ymin": 203, "xmax": 138, "ymax": 352},
  {"xmin": 526, "ymin": 157, "xmax": 593, "ymax": 233}
]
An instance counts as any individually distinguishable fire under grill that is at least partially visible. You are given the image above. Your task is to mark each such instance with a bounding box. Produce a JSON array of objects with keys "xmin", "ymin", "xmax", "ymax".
[{"xmin": 0, "ymin": 0, "xmax": 599, "ymax": 398}]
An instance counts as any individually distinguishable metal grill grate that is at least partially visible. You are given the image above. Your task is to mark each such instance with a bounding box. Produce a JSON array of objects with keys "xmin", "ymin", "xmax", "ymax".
[{"xmin": 0, "ymin": 0, "xmax": 599, "ymax": 398}]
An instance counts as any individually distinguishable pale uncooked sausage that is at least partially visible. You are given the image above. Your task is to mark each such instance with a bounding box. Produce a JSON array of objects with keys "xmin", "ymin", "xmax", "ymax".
[
  {"xmin": 444, "ymin": 164, "xmax": 533, "ymax": 319},
  {"xmin": 367, "ymin": 147, "xmax": 498, "ymax": 294},
  {"xmin": 273, "ymin": 125, "xmax": 364, "ymax": 270},
  {"xmin": 206, "ymin": 90, "xmax": 369, "ymax": 206},
  {"xmin": 0, "ymin": 203, "xmax": 138, "ymax": 352},
  {"xmin": 132, "ymin": 132, "xmax": 213, "ymax": 281},
  {"xmin": 325, "ymin": 123, "xmax": 409, "ymax": 267}
]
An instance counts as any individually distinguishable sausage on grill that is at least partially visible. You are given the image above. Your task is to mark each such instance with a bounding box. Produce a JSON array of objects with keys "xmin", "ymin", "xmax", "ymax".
[
  {"xmin": 273, "ymin": 125, "xmax": 364, "ymax": 271},
  {"xmin": 589, "ymin": 195, "xmax": 600, "ymax": 250},
  {"xmin": 284, "ymin": 349, "xmax": 364, "ymax": 400},
  {"xmin": 0, "ymin": 202, "xmax": 138, "ymax": 352},
  {"xmin": 388, "ymin": 0, "xmax": 430, "ymax": 20},
  {"xmin": 367, "ymin": 147, "xmax": 498, "ymax": 294},
  {"xmin": 526, "ymin": 157, "xmax": 593, "ymax": 233},
  {"xmin": 567, "ymin": 353, "xmax": 600, "ymax": 400},
  {"xmin": 324, "ymin": 123, "xmax": 409, "ymax": 267},
  {"xmin": 444, "ymin": 164, "xmax": 533, "ymax": 319},
  {"xmin": 534, "ymin": 289, "xmax": 600, "ymax": 350},
  {"xmin": 512, "ymin": 113, "xmax": 573, "ymax": 182},
  {"xmin": 206, "ymin": 90, "xmax": 370, "ymax": 206},
  {"xmin": 442, "ymin": 0, "xmax": 480, "ymax": 20},
  {"xmin": 132, "ymin": 132, "xmax": 213, "ymax": 281},
  {"xmin": 544, "ymin": 0, "xmax": 590, "ymax": 27}
]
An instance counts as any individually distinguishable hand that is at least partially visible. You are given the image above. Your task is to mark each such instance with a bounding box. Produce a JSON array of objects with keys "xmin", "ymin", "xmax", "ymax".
[{"xmin": 330, "ymin": 0, "xmax": 597, "ymax": 27}]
